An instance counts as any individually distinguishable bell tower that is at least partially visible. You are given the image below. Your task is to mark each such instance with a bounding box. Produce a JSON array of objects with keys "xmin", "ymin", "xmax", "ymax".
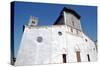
[
  {"xmin": 28, "ymin": 16, "xmax": 38, "ymax": 27},
  {"xmin": 54, "ymin": 7, "xmax": 82, "ymax": 36}
]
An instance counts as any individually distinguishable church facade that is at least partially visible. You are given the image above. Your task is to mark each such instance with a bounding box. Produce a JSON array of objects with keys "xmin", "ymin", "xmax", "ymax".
[{"xmin": 15, "ymin": 7, "xmax": 97, "ymax": 66}]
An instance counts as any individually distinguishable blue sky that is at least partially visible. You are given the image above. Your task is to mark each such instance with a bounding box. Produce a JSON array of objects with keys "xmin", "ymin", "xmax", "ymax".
[{"xmin": 13, "ymin": 1, "xmax": 97, "ymax": 57}]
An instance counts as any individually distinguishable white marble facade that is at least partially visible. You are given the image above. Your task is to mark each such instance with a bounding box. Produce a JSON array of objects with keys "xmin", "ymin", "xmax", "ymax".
[{"xmin": 15, "ymin": 7, "xmax": 97, "ymax": 66}]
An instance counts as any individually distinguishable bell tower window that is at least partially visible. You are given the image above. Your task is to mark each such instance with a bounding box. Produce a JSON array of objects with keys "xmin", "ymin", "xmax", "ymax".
[
  {"xmin": 32, "ymin": 21, "xmax": 35, "ymax": 24},
  {"xmin": 72, "ymin": 21, "xmax": 74, "ymax": 26},
  {"xmin": 28, "ymin": 16, "xmax": 38, "ymax": 26},
  {"xmin": 70, "ymin": 28, "xmax": 73, "ymax": 33}
]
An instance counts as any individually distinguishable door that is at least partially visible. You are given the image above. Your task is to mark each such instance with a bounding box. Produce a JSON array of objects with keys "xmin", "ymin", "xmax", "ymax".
[
  {"xmin": 62, "ymin": 54, "xmax": 66, "ymax": 63},
  {"xmin": 76, "ymin": 51, "xmax": 81, "ymax": 62}
]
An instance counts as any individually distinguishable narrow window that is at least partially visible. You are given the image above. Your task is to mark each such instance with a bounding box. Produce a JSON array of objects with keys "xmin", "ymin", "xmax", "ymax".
[
  {"xmin": 76, "ymin": 51, "xmax": 81, "ymax": 62},
  {"xmin": 76, "ymin": 30, "xmax": 78, "ymax": 34},
  {"xmin": 87, "ymin": 54, "xmax": 90, "ymax": 62},
  {"xmin": 62, "ymin": 54, "xmax": 66, "ymax": 63},
  {"xmin": 72, "ymin": 21, "xmax": 74, "ymax": 26},
  {"xmin": 71, "ymin": 17, "xmax": 74, "ymax": 26},
  {"xmin": 70, "ymin": 28, "xmax": 73, "ymax": 33},
  {"xmin": 93, "ymin": 48, "xmax": 95, "ymax": 50},
  {"xmin": 85, "ymin": 39, "xmax": 88, "ymax": 42}
]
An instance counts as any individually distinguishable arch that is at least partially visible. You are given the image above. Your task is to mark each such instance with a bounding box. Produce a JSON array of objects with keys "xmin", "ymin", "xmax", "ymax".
[{"xmin": 74, "ymin": 45, "xmax": 80, "ymax": 52}]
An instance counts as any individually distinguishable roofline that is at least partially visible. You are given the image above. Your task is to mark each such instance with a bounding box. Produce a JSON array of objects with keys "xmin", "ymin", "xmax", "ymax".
[
  {"xmin": 53, "ymin": 7, "xmax": 81, "ymax": 25},
  {"xmin": 53, "ymin": 14, "xmax": 63, "ymax": 25},
  {"xmin": 60, "ymin": 7, "xmax": 81, "ymax": 19}
]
